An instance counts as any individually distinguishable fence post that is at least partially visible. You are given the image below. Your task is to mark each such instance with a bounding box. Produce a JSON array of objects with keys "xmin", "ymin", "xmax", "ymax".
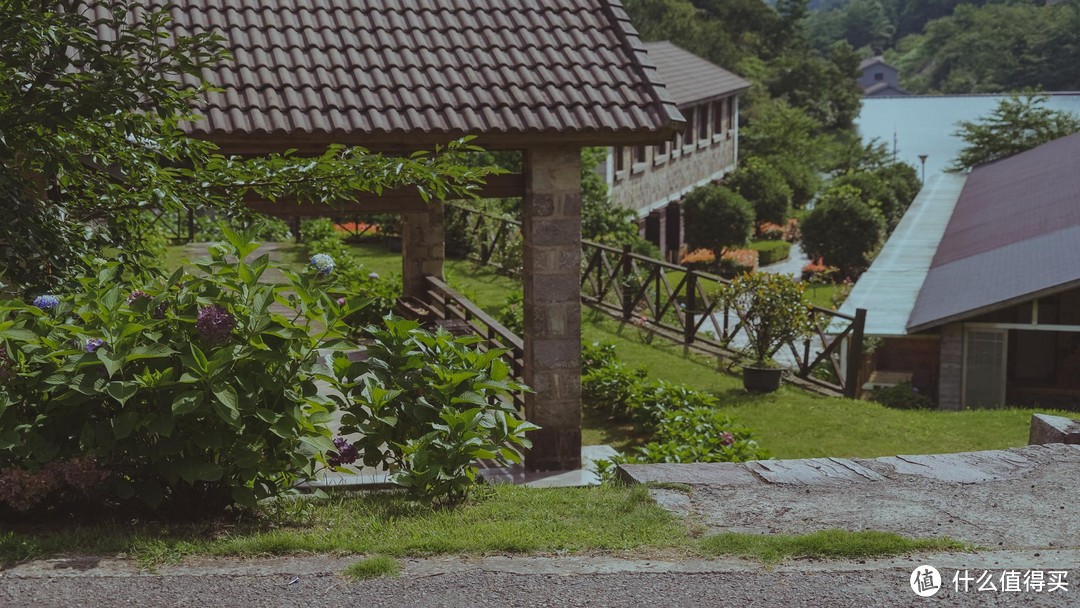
[
  {"xmin": 684, "ymin": 271, "xmax": 697, "ymax": 347},
  {"xmin": 843, "ymin": 308, "xmax": 867, "ymax": 399},
  {"xmin": 621, "ymin": 244, "xmax": 633, "ymax": 320}
]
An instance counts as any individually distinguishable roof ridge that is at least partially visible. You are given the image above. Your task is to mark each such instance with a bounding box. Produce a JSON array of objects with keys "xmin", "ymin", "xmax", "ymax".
[{"xmin": 597, "ymin": 0, "xmax": 683, "ymax": 130}]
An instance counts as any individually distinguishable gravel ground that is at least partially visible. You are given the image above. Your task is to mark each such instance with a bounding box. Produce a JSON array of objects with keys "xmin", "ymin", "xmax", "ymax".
[{"xmin": 3, "ymin": 553, "xmax": 1075, "ymax": 608}]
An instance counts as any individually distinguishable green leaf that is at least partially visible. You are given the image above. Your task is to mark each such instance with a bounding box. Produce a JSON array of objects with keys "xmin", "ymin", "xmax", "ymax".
[
  {"xmin": 127, "ymin": 344, "xmax": 175, "ymax": 361},
  {"xmin": 189, "ymin": 343, "xmax": 209, "ymax": 375},
  {"xmin": 172, "ymin": 391, "xmax": 204, "ymax": 416},
  {"xmin": 111, "ymin": 411, "xmax": 139, "ymax": 439},
  {"xmin": 97, "ymin": 349, "xmax": 124, "ymax": 377},
  {"xmin": 231, "ymin": 486, "xmax": 257, "ymax": 508},
  {"xmin": 212, "ymin": 385, "xmax": 241, "ymax": 425},
  {"xmin": 106, "ymin": 381, "xmax": 139, "ymax": 405}
]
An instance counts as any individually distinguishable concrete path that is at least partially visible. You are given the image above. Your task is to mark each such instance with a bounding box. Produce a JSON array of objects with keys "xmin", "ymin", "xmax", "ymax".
[
  {"xmin": 759, "ymin": 241, "xmax": 810, "ymax": 279},
  {"xmin": 3, "ymin": 551, "xmax": 1075, "ymax": 607},
  {"xmin": 619, "ymin": 443, "xmax": 1080, "ymax": 550}
]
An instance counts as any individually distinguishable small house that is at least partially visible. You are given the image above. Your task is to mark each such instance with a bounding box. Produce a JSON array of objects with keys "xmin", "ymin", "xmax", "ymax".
[{"xmin": 858, "ymin": 57, "xmax": 909, "ymax": 97}]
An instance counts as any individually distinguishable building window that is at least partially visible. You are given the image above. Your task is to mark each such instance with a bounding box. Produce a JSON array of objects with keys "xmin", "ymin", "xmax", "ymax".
[
  {"xmin": 698, "ymin": 104, "xmax": 709, "ymax": 141},
  {"xmin": 713, "ymin": 101, "xmax": 724, "ymax": 137},
  {"xmin": 684, "ymin": 108, "xmax": 695, "ymax": 146},
  {"xmin": 614, "ymin": 146, "xmax": 625, "ymax": 172},
  {"xmin": 654, "ymin": 140, "xmax": 668, "ymax": 156},
  {"xmin": 633, "ymin": 145, "xmax": 647, "ymax": 164},
  {"xmin": 874, "ymin": 72, "xmax": 884, "ymax": 82},
  {"xmin": 726, "ymin": 98, "xmax": 734, "ymax": 134}
]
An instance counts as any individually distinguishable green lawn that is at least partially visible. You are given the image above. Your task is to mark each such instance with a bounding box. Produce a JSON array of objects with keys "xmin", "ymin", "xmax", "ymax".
[
  {"xmin": 170, "ymin": 240, "xmax": 1068, "ymax": 461},
  {"xmin": 804, "ymin": 282, "xmax": 848, "ymax": 309}
]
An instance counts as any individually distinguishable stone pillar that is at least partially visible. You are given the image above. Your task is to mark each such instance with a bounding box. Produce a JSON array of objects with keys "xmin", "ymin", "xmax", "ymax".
[
  {"xmin": 401, "ymin": 200, "xmax": 445, "ymax": 300},
  {"xmin": 522, "ymin": 146, "xmax": 582, "ymax": 471},
  {"xmin": 938, "ymin": 323, "xmax": 963, "ymax": 410}
]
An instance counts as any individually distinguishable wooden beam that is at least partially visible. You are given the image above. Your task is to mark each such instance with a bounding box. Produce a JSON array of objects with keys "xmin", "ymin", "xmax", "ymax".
[{"xmin": 243, "ymin": 173, "xmax": 525, "ymax": 217}]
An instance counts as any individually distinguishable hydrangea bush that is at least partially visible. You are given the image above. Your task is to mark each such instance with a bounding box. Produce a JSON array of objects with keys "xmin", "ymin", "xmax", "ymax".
[{"xmin": 0, "ymin": 227, "xmax": 357, "ymax": 515}]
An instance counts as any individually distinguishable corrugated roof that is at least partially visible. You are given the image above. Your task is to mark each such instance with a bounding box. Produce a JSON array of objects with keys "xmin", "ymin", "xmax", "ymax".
[
  {"xmin": 839, "ymin": 173, "xmax": 966, "ymax": 336},
  {"xmin": 907, "ymin": 131, "xmax": 1080, "ymax": 331},
  {"xmin": 96, "ymin": 1, "xmax": 683, "ymax": 144},
  {"xmin": 641, "ymin": 42, "xmax": 750, "ymax": 107},
  {"xmin": 858, "ymin": 56, "xmax": 893, "ymax": 71}
]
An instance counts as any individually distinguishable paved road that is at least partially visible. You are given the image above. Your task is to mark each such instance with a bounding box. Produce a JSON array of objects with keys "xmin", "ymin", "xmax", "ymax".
[{"xmin": 3, "ymin": 553, "xmax": 1073, "ymax": 607}]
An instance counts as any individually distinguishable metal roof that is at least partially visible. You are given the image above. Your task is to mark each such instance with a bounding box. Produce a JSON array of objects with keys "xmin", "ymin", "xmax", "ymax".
[
  {"xmin": 838, "ymin": 173, "xmax": 967, "ymax": 336},
  {"xmin": 641, "ymin": 42, "xmax": 750, "ymax": 107},
  {"xmin": 907, "ymin": 131, "xmax": 1080, "ymax": 332},
  {"xmin": 96, "ymin": 1, "xmax": 683, "ymax": 144}
]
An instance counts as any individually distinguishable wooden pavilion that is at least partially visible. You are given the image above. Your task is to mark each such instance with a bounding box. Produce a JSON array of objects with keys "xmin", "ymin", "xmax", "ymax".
[{"xmin": 141, "ymin": 0, "xmax": 684, "ymax": 470}]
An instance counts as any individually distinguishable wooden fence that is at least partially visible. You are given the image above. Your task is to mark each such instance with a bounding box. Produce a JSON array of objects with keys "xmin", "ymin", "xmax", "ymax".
[{"xmin": 446, "ymin": 203, "xmax": 867, "ymax": 397}]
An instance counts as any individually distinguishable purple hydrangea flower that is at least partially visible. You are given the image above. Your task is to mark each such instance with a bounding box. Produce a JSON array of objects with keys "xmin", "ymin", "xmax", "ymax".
[
  {"xmin": 367, "ymin": 272, "xmax": 380, "ymax": 280},
  {"xmin": 326, "ymin": 437, "xmax": 358, "ymax": 468},
  {"xmin": 32, "ymin": 294, "xmax": 59, "ymax": 310},
  {"xmin": 719, "ymin": 431, "xmax": 735, "ymax": 447},
  {"xmin": 336, "ymin": 297, "xmax": 346, "ymax": 307},
  {"xmin": 196, "ymin": 304, "xmax": 236, "ymax": 344},
  {"xmin": 309, "ymin": 254, "xmax": 335, "ymax": 275},
  {"xmin": 127, "ymin": 290, "xmax": 151, "ymax": 305},
  {"xmin": 84, "ymin": 338, "xmax": 105, "ymax": 353}
]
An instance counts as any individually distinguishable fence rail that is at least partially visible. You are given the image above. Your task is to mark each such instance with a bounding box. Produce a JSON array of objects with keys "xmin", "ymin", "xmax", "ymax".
[
  {"xmin": 423, "ymin": 275, "xmax": 526, "ymax": 409},
  {"xmin": 447, "ymin": 203, "xmax": 866, "ymax": 397}
]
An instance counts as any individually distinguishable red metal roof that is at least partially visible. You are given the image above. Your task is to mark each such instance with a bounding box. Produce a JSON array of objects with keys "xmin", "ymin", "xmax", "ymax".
[
  {"xmin": 907, "ymin": 131, "xmax": 1080, "ymax": 331},
  {"xmin": 641, "ymin": 42, "xmax": 750, "ymax": 108},
  {"xmin": 99, "ymin": 1, "xmax": 683, "ymax": 144}
]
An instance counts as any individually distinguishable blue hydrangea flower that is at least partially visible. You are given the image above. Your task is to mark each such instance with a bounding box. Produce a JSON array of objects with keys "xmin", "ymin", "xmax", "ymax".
[
  {"xmin": 367, "ymin": 272, "xmax": 380, "ymax": 280},
  {"xmin": 32, "ymin": 294, "xmax": 60, "ymax": 310},
  {"xmin": 84, "ymin": 338, "xmax": 105, "ymax": 353},
  {"xmin": 309, "ymin": 253, "xmax": 335, "ymax": 275}
]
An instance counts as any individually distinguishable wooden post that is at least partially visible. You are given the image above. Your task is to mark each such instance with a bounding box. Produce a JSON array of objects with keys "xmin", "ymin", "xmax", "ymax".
[
  {"xmin": 684, "ymin": 271, "xmax": 697, "ymax": 347},
  {"xmin": 844, "ymin": 308, "xmax": 867, "ymax": 399},
  {"xmin": 621, "ymin": 244, "xmax": 633, "ymax": 320}
]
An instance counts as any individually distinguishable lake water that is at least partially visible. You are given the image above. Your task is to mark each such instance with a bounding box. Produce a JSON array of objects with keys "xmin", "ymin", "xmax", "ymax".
[{"xmin": 855, "ymin": 93, "xmax": 1080, "ymax": 177}]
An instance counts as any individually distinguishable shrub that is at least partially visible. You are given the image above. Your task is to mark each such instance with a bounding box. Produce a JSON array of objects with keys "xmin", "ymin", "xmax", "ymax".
[
  {"xmin": 0, "ymin": 228, "xmax": 353, "ymax": 515},
  {"xmin": 727, "ymin": 157, "xmax": 793, "ymax": 226},
  {"xmin": 873, "ymin": 382, "xmax": 934, "ymax": 410},
  {"xmin": 748, "ymin": 240, "xmax": 792, "ymax": 266},
  {"xmin": 328, "ymin": 317, "xmax": 535, "ymax": 502},
  {"xmin": 717, "ymin": 272, "xmax": 814, "ymax": 366},
  {"xmin": 299, "ymin": 218, "xmax": 339, "ymax": 242},
  {"xmin": 195, "ymin": 213, "xmax": 293, "ymax": 242},
  {"xmin": 616, "ymin": 408, "xmax": 770, "ymax": 464},
  {"xmin": 682, "ymin": 185, "xmax": 755, "ymax": 255},
  {"xmin": 306, "ymin": 233, "xmax": 400, "ymax": 328},
  {"xmin": 757, "ymin": 222, "xmax": 786, "ymax": 240},
  {"xmin": 716, "ymin": 249, "xmax": 759, "ymax": 278},
  {"xmin": 582, "ymin": 361, "xmax": 648, "ymax": 420},
  {"xmin": 800, "ymin": 184, "xmax": 885, "ymax": 279},
  {"xmin": 497, "ymin": 292, "xmax": 524, "ymax": 336}
]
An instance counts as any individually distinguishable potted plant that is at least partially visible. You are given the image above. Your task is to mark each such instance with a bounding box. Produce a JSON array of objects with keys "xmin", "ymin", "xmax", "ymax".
[{"xmin": 718, "ymin": 272, "xmax": 814, "ymax": 392}]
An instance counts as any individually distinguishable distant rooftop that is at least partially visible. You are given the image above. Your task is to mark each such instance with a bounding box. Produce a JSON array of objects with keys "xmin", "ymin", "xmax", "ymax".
[
  {"xmin": 908, "ymin": 131, "xmax": 1080, "ymax": 331},
  {"xmin": 858, "ymin": 56, "xmax": 895, "ymax": 71},
  {"xmin": 641, "ymin": 41, "xmax": 750, "ymax": 108},
  {"xmin": 839, "ymin": 173, "xmax": 967, "ymax": 336}
]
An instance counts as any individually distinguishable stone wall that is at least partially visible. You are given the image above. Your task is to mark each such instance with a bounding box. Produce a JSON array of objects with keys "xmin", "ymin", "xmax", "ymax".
[
  {"xmin": 611, "ymin": 136, "xmax": 736, "ymax": 218},
  {"xmin": 938, "ymin": 323, "xmax": 964, "ymax": 410}
]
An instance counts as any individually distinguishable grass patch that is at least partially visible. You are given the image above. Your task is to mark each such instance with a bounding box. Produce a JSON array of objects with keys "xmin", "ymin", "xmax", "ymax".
[
  {"xmin": 1, "ymin": 485, "xmax": 689, "ymax": 566},
  {"xmin": 804, "ymin": 282, "xmax": 848, "ymax": 309},
  {"xmin": 342, "ymin": 555, "xmax": 401, "ymax": 580},
  {"xmin": 699, "ymin": 529, "xmax": 970, "ymax": 564}
]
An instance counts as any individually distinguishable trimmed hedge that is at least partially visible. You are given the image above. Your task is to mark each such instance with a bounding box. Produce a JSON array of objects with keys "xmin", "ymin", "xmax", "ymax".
[{"xmin": 748, "ymin": 240, "xmax": 792, "ymax": 266}]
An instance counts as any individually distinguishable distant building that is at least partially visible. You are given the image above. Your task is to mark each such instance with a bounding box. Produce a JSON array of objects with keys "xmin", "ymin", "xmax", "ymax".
[
  {"xmin": 841, "ymin": 131, "xmax": 1080, "ymax": 411},
  {"xmin": 858, "ymin": 57, "xmax": 909, "ymax": 97},
  {"xmin": 607, "ymin": 41, "xmax": 750, "ymax": 260}
]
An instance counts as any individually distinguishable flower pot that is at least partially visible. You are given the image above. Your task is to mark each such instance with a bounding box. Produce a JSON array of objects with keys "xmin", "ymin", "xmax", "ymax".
[{"xmin": 742, "ymin": 364, "xmax": 784, "ymax": 393}]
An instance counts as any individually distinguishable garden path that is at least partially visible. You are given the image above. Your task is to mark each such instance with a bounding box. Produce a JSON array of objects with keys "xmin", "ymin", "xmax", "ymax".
[{"xmin": 757, "ymin": 241, "xmax": 811, "ymax": 279}]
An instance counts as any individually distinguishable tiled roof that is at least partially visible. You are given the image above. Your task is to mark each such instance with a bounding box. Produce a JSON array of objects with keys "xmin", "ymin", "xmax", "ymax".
[
  {"xmin": 907, "ymin": 131, "xmax": 1080, "ymax": 331},
  {"xmin": 858, "ymin": 56, "xmax": 894, "ymax": 71},
  {"xmin": 98, "ymin": 1, "xmax": 683, "ymax": 146},
  {"xmin": 641, "ymin": 42, "xmax": 750, "ymax": 108}
]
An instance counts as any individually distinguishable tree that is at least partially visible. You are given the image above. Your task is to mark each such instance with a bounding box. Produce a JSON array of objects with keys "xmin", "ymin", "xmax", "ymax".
[
  {"xmin": 800, "ymin": 184, "xmax": 885, "ymax": 278},
  {"xmin": 0, "ymin": 1, "xmax": 490, "ymax": 293},
  {"xmin": 949, "ymin": 93, "xmax": 1080, "ymax": 171},
  {"xmin": 726, "ymin": 157, "xmax": 792, "ymax": 227},
  {"xmin": 681, "ymin": 185, "xmax": 755, "ymax": 254}
]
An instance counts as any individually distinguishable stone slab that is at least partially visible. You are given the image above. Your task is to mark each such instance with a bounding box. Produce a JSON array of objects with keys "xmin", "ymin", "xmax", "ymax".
[
  {"xmin": 1029, "ymin": 413, "xmax": 1080, "ymax": 445},
  {"xmin": 746, "ymin": 457, "xmax": 886, "ymax": 485},
  {"xmin": 617, "ymin": 461, "xmax": 760, "ymax": 486},
  {"xmin": 871, "ymin": 448, "xmax": 1036, "ymax": 483}
]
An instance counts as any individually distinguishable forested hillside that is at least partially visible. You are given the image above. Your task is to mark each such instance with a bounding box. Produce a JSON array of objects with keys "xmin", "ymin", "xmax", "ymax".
[{"xmin": 803, "ymin": 0, "xmax": 1080, "ymax": 93}]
